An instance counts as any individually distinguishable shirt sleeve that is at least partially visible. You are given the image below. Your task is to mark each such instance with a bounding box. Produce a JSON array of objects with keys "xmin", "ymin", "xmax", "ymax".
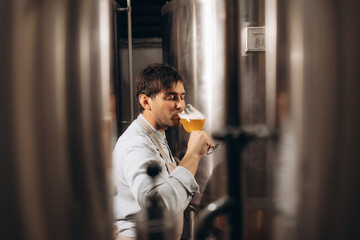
[{"xmin": 122, "ymin": 139, "xmax": 199, "ymax": 215}]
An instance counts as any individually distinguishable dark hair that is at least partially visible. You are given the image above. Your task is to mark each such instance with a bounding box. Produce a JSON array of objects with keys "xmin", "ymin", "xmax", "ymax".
[{"xmin": 136, "ymin": 63, "xmax": 183, "ymax": 112}]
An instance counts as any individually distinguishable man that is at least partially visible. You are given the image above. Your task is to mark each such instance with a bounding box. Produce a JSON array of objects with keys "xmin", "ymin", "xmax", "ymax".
[{"xmin": 113, "ymin": 63, "xmax": 212, "ymax": 239}]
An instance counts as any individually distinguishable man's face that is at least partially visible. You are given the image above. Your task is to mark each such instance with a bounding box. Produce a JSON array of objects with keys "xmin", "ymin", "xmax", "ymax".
[{"xmin": 150, "ymin": 81, "xmax": 185, "ymax": 131}]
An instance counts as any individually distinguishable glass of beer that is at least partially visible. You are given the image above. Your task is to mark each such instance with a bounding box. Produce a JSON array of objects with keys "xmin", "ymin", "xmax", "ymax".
[{"xmin": 178, "ymin": 104, "xmax": 221, "ymax": 155}]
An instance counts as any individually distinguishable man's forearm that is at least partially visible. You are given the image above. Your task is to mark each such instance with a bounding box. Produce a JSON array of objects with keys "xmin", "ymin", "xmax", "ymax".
[{"xmin": 179, "ymin": 152, "xmax": 201, "ymax": 176}]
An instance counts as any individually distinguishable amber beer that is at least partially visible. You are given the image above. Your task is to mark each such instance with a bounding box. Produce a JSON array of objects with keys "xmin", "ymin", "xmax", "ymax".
[
  {"xmin": 180, "ymin": 118, "xmax": 205, "ymax": 133},
  {"xmin": 179, "ymin": 104, "xmax": 221, "ymax": 155}
]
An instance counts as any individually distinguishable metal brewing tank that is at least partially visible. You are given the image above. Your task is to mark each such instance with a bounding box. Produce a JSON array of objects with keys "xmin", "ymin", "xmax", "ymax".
[
  {"xmin": 161, "ymin": 0, "xmax": 360, "ymax": 239},
  {"xmin": 0, "ymin": 0, "xmax": 114, "ymax": 239},
  {"xmin": 162, "ymin": 0, "xmax": 228, "ymax": 216},
  {"xmin": 271, "ymin": 0, "xmax": 360, "ymax": 239},
  {"xmin": 162, "ymin": 0, "xmax": 271, "ymax": 239}
]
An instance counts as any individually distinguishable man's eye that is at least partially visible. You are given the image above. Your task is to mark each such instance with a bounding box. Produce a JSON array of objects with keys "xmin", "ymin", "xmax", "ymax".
[
  {"xmin": 166, "ymin": 96, "xmax": 176, "ymax": 101},
  {"xmin": 165, "ymin": 95, "xmax": 185, "ymax": 101}
]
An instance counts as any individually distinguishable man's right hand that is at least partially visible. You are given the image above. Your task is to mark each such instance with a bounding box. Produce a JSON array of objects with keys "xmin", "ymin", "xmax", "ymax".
[
  {"xmin": 187, "ymin": 130, "xmax": 213, "ymax": 157},
  {"xmin": 179, "ymin": 130, "xmax": 212, "ymax": 176}
]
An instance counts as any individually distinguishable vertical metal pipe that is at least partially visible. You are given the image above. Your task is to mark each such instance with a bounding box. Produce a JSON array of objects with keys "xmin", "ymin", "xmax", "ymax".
[
  {"xmin": 225, "ymin": 0, "xmax": 241, "ymax": 127},
  {"xmin": 188, "ymin": 207, "xmax": 196, "ymax": 240},
  {"xmin": 224, "ymin": 0, "xmax": 242, "ymax": 239},
  {"xmin": 127, "ymin": 0, "xmax": 134, "ymax": 121},
  {"xmin": 113, "ymin": 1, "xmax": 122, "ymax": 136}
]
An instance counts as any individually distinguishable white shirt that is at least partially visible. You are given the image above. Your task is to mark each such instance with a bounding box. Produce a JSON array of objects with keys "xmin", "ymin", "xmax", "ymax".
[{"xmin": 112, "ymin": 114, "xmax": 199, "ymax": 237}]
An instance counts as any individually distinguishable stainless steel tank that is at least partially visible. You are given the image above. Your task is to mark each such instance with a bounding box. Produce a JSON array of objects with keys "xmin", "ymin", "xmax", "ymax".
[
  {"xmin": 163, "ymin": 0, "xmax": 360, "ymax": 239},
  {"xmin": 162, "ymin": 0, "xmax": 228, "ymax": 211},
  {"xmin": 162, "ymin": 0, "xmax": 270, "ymax": 239},
  {"xmin": 271, "ymin": 0, "xmax": 360, "ymax": 239},
  {"xmin": 0, "ymin": 0, "xmax": 114, "ymax": 239}
]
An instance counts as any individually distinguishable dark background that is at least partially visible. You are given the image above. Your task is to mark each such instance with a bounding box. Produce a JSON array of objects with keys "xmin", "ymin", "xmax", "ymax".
[{"xmin": 115, "ymin": 0, "xmax": 169, "ymax": 39}]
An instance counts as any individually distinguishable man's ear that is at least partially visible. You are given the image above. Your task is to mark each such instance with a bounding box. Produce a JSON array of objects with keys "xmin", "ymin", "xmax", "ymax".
[{"xmin": 139, "ymin": 94, "xmax": 151, "ymax": 111}]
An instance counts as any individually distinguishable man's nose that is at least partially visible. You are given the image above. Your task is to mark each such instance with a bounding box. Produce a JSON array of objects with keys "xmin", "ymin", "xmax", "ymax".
[{"xmin": 176, "ymin": 99, "xmax": 185, "ymax": 110}]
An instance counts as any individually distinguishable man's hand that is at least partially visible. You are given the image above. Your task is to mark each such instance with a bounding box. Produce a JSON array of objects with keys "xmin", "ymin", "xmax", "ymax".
[
  {"xmin": 187, "ymin": 130, "xmax": 213, "ymax": 157},
  {"xmin": 179, "ymin": 130, "xmax": 213, "ymax": 176}
]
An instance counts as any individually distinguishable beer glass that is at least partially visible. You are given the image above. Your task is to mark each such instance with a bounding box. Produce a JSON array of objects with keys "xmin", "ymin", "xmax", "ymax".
[{"xmin": 178, "ymin": 104, "xmax": 221, "ymax": 155}]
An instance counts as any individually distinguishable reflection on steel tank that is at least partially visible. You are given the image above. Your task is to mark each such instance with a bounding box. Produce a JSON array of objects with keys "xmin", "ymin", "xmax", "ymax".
[
  {"xmin": 271, "ymin": 0, "xmax": 360, "ymax": 239},
  {"xmin": 0, "ymin": 0, "xmax": 114, "ymax": 239},
  {"xmin": 162, "ymin": 0, "xmax": 360, "ymax": 239},
  {"xmin": 162, "ymin": 0, "xmax": 227, "ymax": 219},
  {"xmin": 162, "ymin": 0, "xmax": 271, "ymax": 239}
]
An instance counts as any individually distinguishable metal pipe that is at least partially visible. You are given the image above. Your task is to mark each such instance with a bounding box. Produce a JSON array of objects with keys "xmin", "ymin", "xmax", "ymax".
[
  {"xmin": 224, "ymin": 0, "xmax": 242, "ymax": 238},
  {"xmin": 127, "ymin": 0, "xmax": 134, "ymax": 121},
  {"xmin": 196, "ymin": 125, "xmax": 271, "ymax": 240},
  {"xmin": 187, "ymin": 204, "xmax": 197, "ymax": 240},
  {"xmin": 225, "ymin": 0, "xmax": 241, "ymax": 127},
  {"xmin": 195, "ymin": 197, "xmax": 232, "ymax": 239},
  {"xmin": 113, "ymin": 1, "xmax": 123, "ymax": 135},
  {"xmin": 115, "ymin": 0, "xmax": 134, "ymax": 122}
]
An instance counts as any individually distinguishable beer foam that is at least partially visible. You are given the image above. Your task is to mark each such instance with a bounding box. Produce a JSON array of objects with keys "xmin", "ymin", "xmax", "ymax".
[{"xmin": 178, "ymin": 111, "xmax": 204, "ymax": 120}]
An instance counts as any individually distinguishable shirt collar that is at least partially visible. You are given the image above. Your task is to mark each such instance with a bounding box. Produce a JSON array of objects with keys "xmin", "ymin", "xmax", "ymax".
[{"xmin": 139, "ymin": 114, "xmax": 166, "ymax": 141}]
